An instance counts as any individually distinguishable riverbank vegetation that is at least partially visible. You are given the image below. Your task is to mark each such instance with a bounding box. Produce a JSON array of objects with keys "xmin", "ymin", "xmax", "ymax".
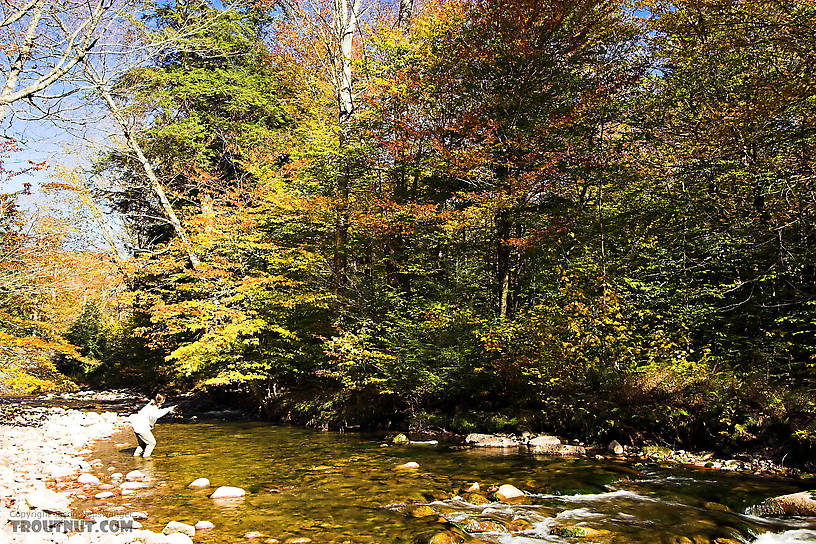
[{"xmin": 1, "ymin": 0, "xmax": 815, "ymax": 463}]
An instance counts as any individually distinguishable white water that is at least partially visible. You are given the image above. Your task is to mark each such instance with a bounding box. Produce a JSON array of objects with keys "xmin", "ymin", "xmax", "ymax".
[
  {"xmin": 530, "ymin": 489, "xmax": 655, "ymax": 502},
  {"xmin": 751, "ymin": 530, "xmax": 816, "ymax": 543}
]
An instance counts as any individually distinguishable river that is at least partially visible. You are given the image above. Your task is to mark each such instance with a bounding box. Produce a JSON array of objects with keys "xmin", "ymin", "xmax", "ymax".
[{"xmin": 66, "ymin": 420, "xmax": 816, "ymax": 544}]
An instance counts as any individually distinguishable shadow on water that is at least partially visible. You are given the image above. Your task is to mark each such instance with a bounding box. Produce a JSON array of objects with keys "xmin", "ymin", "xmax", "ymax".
[{"xmin": 72, "ymin": 421, "xmax": 816, "ymax": 544}]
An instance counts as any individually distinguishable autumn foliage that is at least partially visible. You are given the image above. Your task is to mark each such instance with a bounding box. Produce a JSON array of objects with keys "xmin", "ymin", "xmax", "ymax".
[{"xmin": 3, "ymin": 0, "xmax": 816, "ymax": 458}]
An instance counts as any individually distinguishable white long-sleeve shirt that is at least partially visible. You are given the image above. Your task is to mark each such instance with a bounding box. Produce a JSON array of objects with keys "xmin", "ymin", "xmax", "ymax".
[{"xmin": 130, "ymin": 402, "xmax": 174, "ymax": 434}]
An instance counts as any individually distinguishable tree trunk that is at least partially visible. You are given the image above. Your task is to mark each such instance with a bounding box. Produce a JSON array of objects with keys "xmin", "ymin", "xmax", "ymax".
[
  {"xmin": 331, "ymin": 0, "xmax": 357, "ymax": 293},
  {"xmin": 398, "ymin": 0, "xmax": 413, "ymax": 29},
  {"xmin": 0, "ymin": 0, "xmax": 45, "ymax": 124},
  {"xmin": 497, "ymin": 210, "xmax": 512, "ymax": 320},
  {"xmin": 94, "ymin": 78, "xmax": 201, "ymax": 270}
]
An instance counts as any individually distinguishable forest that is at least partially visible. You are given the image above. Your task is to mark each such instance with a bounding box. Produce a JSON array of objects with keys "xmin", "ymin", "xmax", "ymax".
[{"xmin": 1, "ymin": 0, "xmax": 815, "ymax": 458}]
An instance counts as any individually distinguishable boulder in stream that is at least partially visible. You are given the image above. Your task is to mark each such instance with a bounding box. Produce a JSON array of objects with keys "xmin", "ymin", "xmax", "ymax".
[
  {"xmin": 528, "ymin": 435, "xmax": 561, "ymax": 447},
  {"xmin": 608, "ymin": 440, "xmax": 624, "ymax": 455},
  {"xmin": 465, "ymin": 433, "xmax": 519, "ymax": 447},
  {"xmin": 188, "ymin": 477, "xmax": 210, "ymax": 488},
  {"xmin": 529, "ymin": 442, "xmax": 587, "ymax": 456},
  {"xmin": 195, "ymin": 520, "xmax": 215, "ymax": 530},
  {"xmin": 77, "ymin": 473, "xmax": 100, "ymax": 484},
  {"xmin": 125, "ymin": 470, "xmax": 148, "ymax": 481},
  {"xmin": 748, "ymin": 491, "xmax": 816, "ymax": 517},
  {"xmin": 210, "ymin": 485, "xmax": 246, "ymax": 498},
  {"xmin": 391, "ymin": 433, "xmax": 410, "ymax": 445},
  {"xmin": 494, "ymin": 484, "xmax": 524, "ymax": 502},
  {"xmin": 163, "ymin": 521, "xmax": 196, "ymax": 537}
]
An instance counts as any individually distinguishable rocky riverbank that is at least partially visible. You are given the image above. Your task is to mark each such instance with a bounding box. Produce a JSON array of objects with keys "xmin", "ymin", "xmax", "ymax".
[
  {"xmin": 444, "ymin": 432, "xmax": 813, "ymax": 479},
  {"xmin": 0, "ymin": 394, "xmax": 230, "ymax": 544},
  {"xmin": 0, "ymin": 402, "xmax": 129, "ymax": 543}
]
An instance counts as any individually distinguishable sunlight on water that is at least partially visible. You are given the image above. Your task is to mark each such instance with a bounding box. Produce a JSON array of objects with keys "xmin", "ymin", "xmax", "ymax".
[{"xmin": 71, "ymin": 421, "xmax": 816, "ymax": 544}]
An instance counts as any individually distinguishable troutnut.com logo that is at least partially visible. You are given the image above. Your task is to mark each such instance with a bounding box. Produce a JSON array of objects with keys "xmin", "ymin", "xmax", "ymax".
[{"xmin": 8, "ymin": 511, "xmax": 134, "ymax": 532}]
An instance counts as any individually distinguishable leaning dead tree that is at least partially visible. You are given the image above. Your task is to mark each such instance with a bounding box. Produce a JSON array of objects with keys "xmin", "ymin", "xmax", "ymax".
[
  {"xmin": 44, "ymin": 8, "xmax": 236, "ymax": 272},
  {"xmin": 82, "ymin": 60, "xmax": 201, "ymax": 270}
]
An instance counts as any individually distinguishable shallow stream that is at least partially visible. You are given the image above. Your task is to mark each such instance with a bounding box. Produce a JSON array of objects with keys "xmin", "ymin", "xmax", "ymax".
[{"xmin": 70, "ymin": 421, "xmax": 816, "ymax": 544}]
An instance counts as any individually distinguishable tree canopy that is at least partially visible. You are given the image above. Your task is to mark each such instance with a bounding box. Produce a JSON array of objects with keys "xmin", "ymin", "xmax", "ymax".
[{"xmin": 2, "ymin": 0, "xmax": 815, "ymax": 459}]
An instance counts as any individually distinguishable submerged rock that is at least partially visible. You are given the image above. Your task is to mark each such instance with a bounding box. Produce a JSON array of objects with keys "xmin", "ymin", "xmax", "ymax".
[
  {"xmin": 125, "ymin": 470, "xmax": 148, "ymax": 481},
  {"xmin": 210, "ymin": 485, "xmax": 246, "ymax": 498},
  {"xmin": 244, "ymin": 531, "xmax": 265, "ymax": 538},
  {"xmin": 120, "ymin": 481, "xmax": 150, "ymax": 490},
  {"xmin": 508, "ymin": 519, "xmax": 534, "ymax": 532},
  {"xmin": 462, "ymin": 492, "xmax": 490, "ymax": 505},
  {"xmin": 146, "ymin": 532, "xmax": 194, "ymax": 544},
  {"xmin": 463, "ymin": 518, "xmax": 509, "ymax": 533},
  {"xmin": 551, "ymin": 526, "xmax": 611, "ymax": 538},
  {"xmin": 405, "ymin": 504, "xmax": 436, "ymax": 518},
  {"xmin": 429, "ymin": 531, "xmax": 460, "ymax": 544},
  {"xmin": 704, "ymin": 501, "xmax": 731, "ymax": 512},
  {"xmin": 397, "ymin": 461, "xmax": 420, "ymax": 470},
  {"xmin": 465, "ymin": 433, "xmax": 519, "ymax": 448}
]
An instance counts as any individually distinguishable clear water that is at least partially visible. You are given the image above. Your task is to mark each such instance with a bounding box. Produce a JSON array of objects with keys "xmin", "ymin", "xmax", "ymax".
[{"xmin": 71, "ymin": 421, "xmax": 816, "ymax": 544}]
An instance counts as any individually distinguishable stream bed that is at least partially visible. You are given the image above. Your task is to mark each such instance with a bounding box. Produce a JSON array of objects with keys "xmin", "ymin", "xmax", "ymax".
[{"xmin": 68, "ymin": 421, "xmax": 816, "ymax": 544}]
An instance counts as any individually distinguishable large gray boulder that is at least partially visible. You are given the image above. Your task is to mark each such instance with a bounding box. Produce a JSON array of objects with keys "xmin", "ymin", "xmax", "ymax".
[
  {"xmin": 528, "ymin": 435, "xmax": 561, "ymax": 447},
  {"xmin": 465, "ymin": 433, "xmax": 519, "ymax": 447},
  {"xmin": 748, "ymin": 491, "xmax": 816, "ymax": 517},
  {"xmin": 608, "ymin": 440, "xmax": 624, "ymax": 455},
  {"xmin": 529, "ymin": 442, "xmax": 586, "ymax": 455}
]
